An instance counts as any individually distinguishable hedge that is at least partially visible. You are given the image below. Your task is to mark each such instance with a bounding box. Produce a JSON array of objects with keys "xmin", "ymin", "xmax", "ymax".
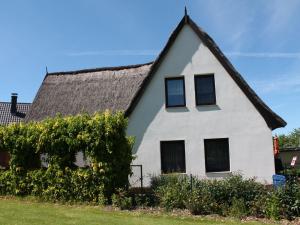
[
  {"xmin": 111, "ymin": 174, "xmax": 300, "ymax": 220},
  {"xmin": 151, "ymin": 174, "xmax": 300, "ymax": 220},
  {"xmin": 0, "ymin": 111, "xmax": 134, "ymax": 199}
]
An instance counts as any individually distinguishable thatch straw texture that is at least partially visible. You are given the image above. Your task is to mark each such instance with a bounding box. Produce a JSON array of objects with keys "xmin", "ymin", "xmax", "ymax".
[{"xmin": 25, "ymin": 63, "xmax": 152, "ymax": 121}]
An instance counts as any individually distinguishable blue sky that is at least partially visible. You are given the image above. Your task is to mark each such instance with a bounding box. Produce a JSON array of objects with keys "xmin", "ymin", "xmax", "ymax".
[{"xmin": 0, "ymin": 0, "xmax": 299, "ymax": 134}]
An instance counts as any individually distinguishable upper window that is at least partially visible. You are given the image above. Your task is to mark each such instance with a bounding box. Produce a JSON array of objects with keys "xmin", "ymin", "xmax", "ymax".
[
  {"xmin": 194, "ymin": 75, "xmax": 216, "ymax": 105},
  {"xmin": 165, "ymin": 77, "xmax": 186, "ymax": 107},
  {"xmin": 204, "ymin": 138, "xmax": 230, "ymax": 172},
  {"xmin": 161, "ymin": 140, "xmax": 186, "ymax": 174}
]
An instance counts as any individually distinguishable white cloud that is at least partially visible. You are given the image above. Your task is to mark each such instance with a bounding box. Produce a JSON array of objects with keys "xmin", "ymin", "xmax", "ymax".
[
  {"xmin": 252, "ymin": 73, "xmax": 300, "ymax": 94},
  {"xmin": 264, "ymin": 0, "xmax": 300, "ymax": 34},
  {"xmin": 66, "ymin": 50, "xmax": 159, "ymax": 57},
  {"xmin": 195, "ymin": 0, "xmax": 255, "ymax": 50},
  {"xmin": 226, "ymin": 52, "xmax": 300, "ymax": 59}
]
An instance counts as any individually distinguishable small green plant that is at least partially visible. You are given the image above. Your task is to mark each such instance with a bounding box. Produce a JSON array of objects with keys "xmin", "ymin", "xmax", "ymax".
[
  {"xmin": 112, "ymin": 189, "xmax": 133, "ymax": 210},
  {"xmin": 185, "ymin": 188, "xmax": 218, "ymax": 215},
  {"xmin": 228, "ymin": 198, "xmax": 248, "ymax": 218},
  {"xmin": 153, "ymin": 175, "xmax": 190, "ymax": 211},
  {"xmin": 265, "ymin": 191, "xmax": 281, "ymax": 220}
]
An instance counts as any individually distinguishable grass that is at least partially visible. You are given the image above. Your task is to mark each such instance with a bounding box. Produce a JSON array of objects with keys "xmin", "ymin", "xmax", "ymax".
[{"xmin": 0, "ymin": 198, "xmax": 277, "ymax": 225}]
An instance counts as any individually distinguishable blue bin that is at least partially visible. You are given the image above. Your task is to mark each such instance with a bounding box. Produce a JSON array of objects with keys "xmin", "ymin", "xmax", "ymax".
[{"xmin": 272, "ymin": 174, "xmax": 286, "ymax": 188}]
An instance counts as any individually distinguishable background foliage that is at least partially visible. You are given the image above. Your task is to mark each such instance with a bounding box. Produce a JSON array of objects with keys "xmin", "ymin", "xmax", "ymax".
[{"xmin": 278, "ymin": 128, "xmax": 300, "ymax": 148}]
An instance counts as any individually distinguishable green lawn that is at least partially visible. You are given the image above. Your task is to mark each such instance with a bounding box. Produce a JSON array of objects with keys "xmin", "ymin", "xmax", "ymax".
[{"xmin": 0, "ymin": 198, "xmax": 276, "ymax": 225}]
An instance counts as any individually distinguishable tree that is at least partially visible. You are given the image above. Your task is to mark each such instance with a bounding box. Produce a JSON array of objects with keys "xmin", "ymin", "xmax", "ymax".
[{"xmin": 278, "ymin": 128, "xmax": 300, "ymax": 149}]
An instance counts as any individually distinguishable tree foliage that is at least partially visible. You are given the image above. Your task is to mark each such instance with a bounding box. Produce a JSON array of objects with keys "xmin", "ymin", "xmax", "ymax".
[{"xmin": 278, "ymin": 128, "xmax": 300, "ymax": 149}]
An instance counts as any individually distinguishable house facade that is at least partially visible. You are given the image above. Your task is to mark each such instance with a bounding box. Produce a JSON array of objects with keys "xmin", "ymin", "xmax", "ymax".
[{"xmin": 26, "ymin": 15, "xmax": 286, "ymax": 184}]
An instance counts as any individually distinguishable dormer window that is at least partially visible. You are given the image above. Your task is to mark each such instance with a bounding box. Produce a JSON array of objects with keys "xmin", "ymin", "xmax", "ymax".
[
  {"xmin": 165, "ymin": 77, "xmax": 186, "ymax": 107},
  {"xmin": 194, "ymin": 74, "xmax": 216, "ymax": 105}
]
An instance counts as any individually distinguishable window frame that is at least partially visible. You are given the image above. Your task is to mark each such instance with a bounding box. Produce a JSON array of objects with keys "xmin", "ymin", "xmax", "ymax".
[
  {"xmin": 194, "ymin": 74, "xmax": 216, "ymax": 106},
  {"xmin": 160, "ymin": 140, "xmax": 186, "ymax": 174},
  {"xmin": 165, "ymin": 77, "xmax": 186, "ymax": 108},
  {"xmin": 204, "ymin": 138, "xmax": 230, "ymax": 173}
]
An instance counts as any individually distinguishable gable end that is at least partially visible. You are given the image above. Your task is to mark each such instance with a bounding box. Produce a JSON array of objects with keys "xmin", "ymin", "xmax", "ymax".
[{"xmin": 125, "ymin": 15, "xmax": 286, "ymax": 130}]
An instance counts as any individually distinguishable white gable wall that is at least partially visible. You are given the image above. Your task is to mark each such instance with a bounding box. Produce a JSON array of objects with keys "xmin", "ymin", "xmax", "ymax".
[{"xmin": 127, "ymin": 25, "xmax": 274, "ymax": 185}]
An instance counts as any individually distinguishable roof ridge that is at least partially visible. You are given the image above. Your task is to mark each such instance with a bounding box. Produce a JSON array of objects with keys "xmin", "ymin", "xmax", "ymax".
[{"xmin": 47, "ymin": 61, "xmax": 153, "ymax": 76}]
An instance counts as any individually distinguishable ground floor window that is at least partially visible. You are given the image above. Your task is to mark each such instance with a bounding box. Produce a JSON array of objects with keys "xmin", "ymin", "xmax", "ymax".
[
  {"xmin": 160, "ymin": 140, "xmax": 186, "ymax": 173},
  {"xmin": 204, "ymin": 138, "xmax": 230, "ymax": 172}
]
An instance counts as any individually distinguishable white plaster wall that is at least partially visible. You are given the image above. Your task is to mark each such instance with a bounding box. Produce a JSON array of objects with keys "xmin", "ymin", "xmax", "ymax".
[{"xmin": 127, "ymin": 24, "xmax": 275, "ymax": 186}]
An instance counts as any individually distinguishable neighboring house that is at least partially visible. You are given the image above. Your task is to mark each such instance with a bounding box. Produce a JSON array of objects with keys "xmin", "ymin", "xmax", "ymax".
[
  {"xmin": 26, "ymin": 14, "xmax": 286, "ymax": 184},
  {"xmin": 279, "ymin": 147, "xmax": 300, "ymax": 169},
  {"xmin": 0, "ymin": 93, "xmax": 31, "ymax": 168}
]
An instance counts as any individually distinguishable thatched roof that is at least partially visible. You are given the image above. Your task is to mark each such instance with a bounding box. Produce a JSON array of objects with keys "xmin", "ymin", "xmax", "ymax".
[
  {"xmin": 0, "ymin": 102, "xmax": 31, "ymax": 125},
  {"xmin": 26, "ymin": 14, "xmax": 286, "ymax": 130},
  {"xmin": 25, "ymin": 63, "xmax": 152, "ymax": 121}
]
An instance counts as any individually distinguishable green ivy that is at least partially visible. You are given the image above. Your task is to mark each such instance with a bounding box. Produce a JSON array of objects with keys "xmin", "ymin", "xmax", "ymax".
[{"xmin": 0, "ymin": 111, "xmax": 134, "ymax": 199}]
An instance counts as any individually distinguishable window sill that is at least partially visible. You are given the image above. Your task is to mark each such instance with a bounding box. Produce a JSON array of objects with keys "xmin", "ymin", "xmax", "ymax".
[
  {"xmin": 196, "ymin": 103, "xmax": 216, "ymax": 106},
  {"xmin": 165, "ymin": 105, "xmax": 186, "ymax": 108},
  {"xmin": 165, "ymin": 106, "xmax": 189, "ymax": 112},
  {"xmin": 161, "ymin": 172, "xmax": 187, "ymax": 175},
  {"xmin": 205, "ymin": 171, "xmax": 231, "ymax": 175}
]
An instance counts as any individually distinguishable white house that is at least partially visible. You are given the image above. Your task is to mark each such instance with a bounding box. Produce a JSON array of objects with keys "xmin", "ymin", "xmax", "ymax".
[{"xmin": 26, "ymin": 14, "xmax": 286, "ymax": 185}]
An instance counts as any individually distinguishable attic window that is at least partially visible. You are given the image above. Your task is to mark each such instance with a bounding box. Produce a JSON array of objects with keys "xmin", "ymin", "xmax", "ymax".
[
  {"xmin": 161, "ymin": 140, "xmax": 186, "ymax": 173},
  {"xmin": 194, "ymin": 74, "xmax": 216, "ymax": 105},
  {"xmin": 165, "ymin": 77, "xmax": 186, "ymax": 107},
  {"xmin": 204, "ymin": 138, "xmax": 230, "ymax": 172}
]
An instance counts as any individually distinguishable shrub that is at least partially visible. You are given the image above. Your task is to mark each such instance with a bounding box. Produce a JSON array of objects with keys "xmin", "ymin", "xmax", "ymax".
[
  {"xmin": 152, "ymin": 174, "xmax": 190, "ymax": 211},
  {"xmin": 209, "ymin": 175, "xmax": 266, "ymax": 208},
  {"xmin": 112, "ymin": 189, "xmax": 133, "ymax": 210},
  {"xmin": 0, "ymin": 167, "xmax": 107, "ymax": 203},
  {"xmin": 0, "ymin": 111, "xmax": 134, "ymax": 199},
  {"xmin": 185, "ymin": 187, "xmax": 218, "ymax": 215},
  {"xmin": 150, "ymin": 174, "xmax": 300, "ymax": 220},
  {"xmin": 265, "ymin": 191, "xmax": 281, "ymax": 220},
  {"xmin": 228, "ymin": 198, "xmax": 248, "ymax": 218},
  {"xmin": 128, "ymin": 188, "xmax": 158, "ymax": 208},
  {"xmin": 248, "ymin": 193, "xmax": 268, "ymax": 218},
  {"xmin": 37, "ymin": 115, "xmax": 83, "ymax": 168},
  {"xmin": 0, "ymin": 122, "xmax": 40, "ymax": 170},
  {"xmin": 273, "ymin": 178, "xmax": 300, "ymax": 220}
]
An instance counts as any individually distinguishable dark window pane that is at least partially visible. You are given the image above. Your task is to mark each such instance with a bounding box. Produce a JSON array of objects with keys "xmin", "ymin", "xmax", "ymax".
[
  {"xmin": 204, "ymin": 138, "xmax": 230, "ymax": 172},
  {"xmin": 166, "ymin": 78, "xmax": 185, "ymax": 107},
  {"xmin": 161, "ymin": 141, "xmax": 186, "ymax": 173},
  {"xmin": 195, "ymin": 75, "xmax": 216, "ymax": 105}
]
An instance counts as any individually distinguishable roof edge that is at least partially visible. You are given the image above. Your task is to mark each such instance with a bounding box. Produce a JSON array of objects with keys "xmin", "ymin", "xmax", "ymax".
[
  {"xmin": 125, "ymin": 15, "xmax": 286, "ymax": 130},
  {"xmin": 47, "ymin": 61, "xmax": 153, "ymax": 76},
  {"xmin": 186, "ymin": 16, "xmax": 286, "ymax": 130},
  {"xmin": 125, "ymin": 17, "xmax": 187, "ymax": 117}
]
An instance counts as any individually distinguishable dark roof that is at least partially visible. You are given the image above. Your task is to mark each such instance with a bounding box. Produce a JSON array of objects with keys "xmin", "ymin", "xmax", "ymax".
[
  {"xmin": 26, "ymin": 15, "xmax": 286, "ymax": 130},
  {"xmin": 281, "ymin": 147, "xmax": 300, "ymax": 152},
  {"xmin": 0, "ymin": 102, "xmax": 31, "ymax": 125},
  {"xmin": 126, "ymin": 15, "xmax": 286, "ymax": 130},
  {"xmin": 25, "ymin": 62, "xmax": 152, "ymax": 121}
]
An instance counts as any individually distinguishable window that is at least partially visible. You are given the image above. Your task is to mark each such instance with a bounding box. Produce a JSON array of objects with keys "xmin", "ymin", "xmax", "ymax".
[
  {"xmin": 165, "ymin": 77, "xmax": 186, "ymax": 107},
  {"xmin": 194, "ymin": 74, "xmax": 216, "ymax": 105},
  {"xmin": 204, "ymin": 138, "xmax": 230, "ymax": 172},
  {"xmin": 161, "ymin": 140, "xmax": 186, "ymax": 173}
]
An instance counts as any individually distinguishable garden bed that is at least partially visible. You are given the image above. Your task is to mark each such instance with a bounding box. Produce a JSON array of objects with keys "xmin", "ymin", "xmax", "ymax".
[{"xmin": 1, "ymin": 197, "xmax": 299, "ymax": 225}]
